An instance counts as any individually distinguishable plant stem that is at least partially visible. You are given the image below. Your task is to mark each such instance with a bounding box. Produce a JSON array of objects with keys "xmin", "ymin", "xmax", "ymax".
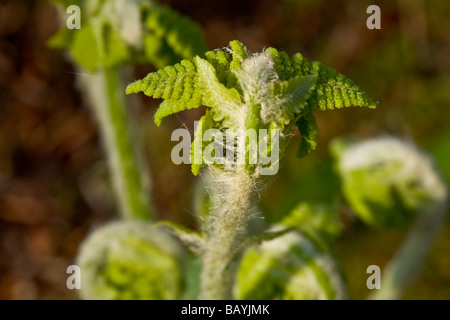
[
  {"xmin": 78, "ymin": 67, "xmax": 155, "ymax": 220},
  {"xmin": 199, "ymin": 168, "xmax": 258, "ymax": 299},
  {"xmin": 369, "ymin": 194, "xmax": 448, "ymax": 300}
]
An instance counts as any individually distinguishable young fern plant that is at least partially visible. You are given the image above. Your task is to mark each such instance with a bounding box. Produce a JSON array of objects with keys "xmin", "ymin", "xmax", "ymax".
[
  {"xmin": 49, "ymin": 1, "xmax": 210, "ymax": 299},
  {"xmin": 49, "ymin": 0, "xmax": 207, "ymax": 220},
  {"xmin": 127, "ymin": 40, "xmax": 376, "ymax": 299}
]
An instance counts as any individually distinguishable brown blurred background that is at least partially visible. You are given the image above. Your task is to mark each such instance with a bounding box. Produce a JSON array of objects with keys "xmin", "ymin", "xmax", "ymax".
[{"xmin": 0, "ymin": 0, "xmax": 449, "ymax": 299}]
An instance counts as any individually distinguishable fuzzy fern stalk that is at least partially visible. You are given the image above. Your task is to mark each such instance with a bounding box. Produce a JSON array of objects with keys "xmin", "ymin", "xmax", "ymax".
[
  {"xmin": 127, "ymin": 40, "xmax": 376, "ymax": 299},
  {"xmin": 199, "ymin": 168, "xmax": 260, "ymax": 299},
  {"xmin": 49, "ymin": 0, "xmax": 207, "ymax": 220},
  {"xmin": 78, "ymin": 67, "xmax": 154, "ymax": 220}
]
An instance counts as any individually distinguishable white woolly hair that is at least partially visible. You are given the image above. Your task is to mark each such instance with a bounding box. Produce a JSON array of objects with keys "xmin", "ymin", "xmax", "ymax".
[
  {"xmin": 202, "ymin": 167, "xmax": 263, "ymax": 226},
  {"xmin": 198, "ymin": 166, "xmax": 265, "ymax": 298},
  {"xmin": 339, "ymin": 137, "xmax": 448, "ymax": 200},
  {"xmin": 232, "ymin": 51, "xmax": 287, "ymax": 126}
]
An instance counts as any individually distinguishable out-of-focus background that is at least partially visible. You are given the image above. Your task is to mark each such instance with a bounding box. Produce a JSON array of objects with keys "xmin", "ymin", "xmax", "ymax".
[{"xmin": 0, "ymin": 0, "xmax": 449, "ymax": 299}]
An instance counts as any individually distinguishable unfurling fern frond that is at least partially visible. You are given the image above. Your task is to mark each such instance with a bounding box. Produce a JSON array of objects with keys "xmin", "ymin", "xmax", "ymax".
[
  {"xmin": 76, "ymin": 221, "xmax": 185, "ymax": 300},
  {"xmin": 195, "ymin": 56, "xmax": 242, "ymax": 127},
  {"xmin": 126, "ymin": 56, "xmax": 242, "ymax": 127},
  {"xmin": 204, "ymin": 50, "xmax": 232, "ymax": 85},
  {"xmin": 229, "ymin": 40, "xmax": 249, "ymax": 72},
  {"xmin": 235, "ymin": 230, "xmax": 347, "ymax": 300},
  {"xmin": 127, "ymin": 40, "xmax": 376, "ymax": 176}
]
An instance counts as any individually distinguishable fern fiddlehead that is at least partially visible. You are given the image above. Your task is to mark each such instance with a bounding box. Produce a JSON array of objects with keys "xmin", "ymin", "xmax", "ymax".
[
  {"xmin": 127, "ymin": 40, "xmax": 376, "ymax": 299},
  {"xmin": 332, "ymin": 137, "xmax": 449, "ymax": 299},
  {"xmin": 49, "ymin": 1, "xmax": 210, "ymax": 300}
]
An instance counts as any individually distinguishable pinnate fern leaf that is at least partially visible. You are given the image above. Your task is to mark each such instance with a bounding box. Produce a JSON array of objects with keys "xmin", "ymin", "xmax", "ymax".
[
  {"xmin": 308, "ymin": 61, "xmax": 375, "ymax": 111},
  {"xmin": 126, "ymin": 59, "xmax": 202, "ymax": 126},
  {"xmin": 265, "ymin": 47, "xmax": 376, "ymax": 112}
]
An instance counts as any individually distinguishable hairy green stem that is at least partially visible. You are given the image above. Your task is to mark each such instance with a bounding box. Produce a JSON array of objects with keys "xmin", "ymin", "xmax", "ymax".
[
  {"xmin": 369, "ymin": 194, "xmax": 448, "ymax": 300},
  {"xmin": 199, "ymin": 168, "xmax": 258, "ymax": 299},
  {"xmin": 78, "ymin": 67, "xmax": 155, "ymax": 220}
]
